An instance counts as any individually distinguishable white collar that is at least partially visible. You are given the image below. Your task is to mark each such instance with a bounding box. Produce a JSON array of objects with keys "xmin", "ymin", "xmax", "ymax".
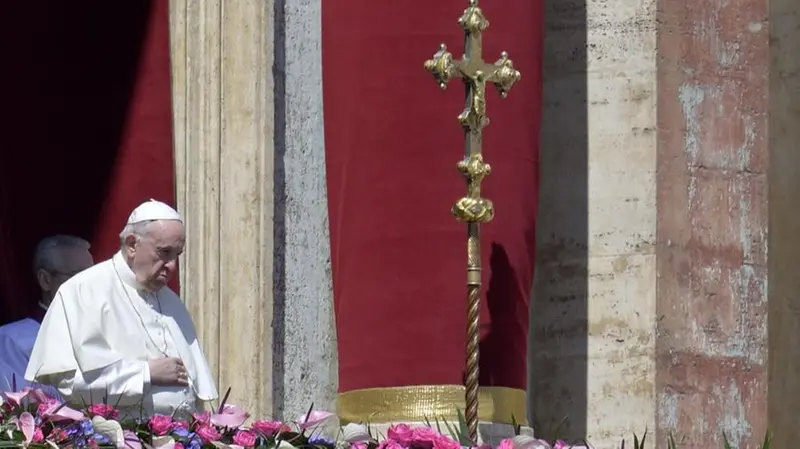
[{"xmin": 112, "ymin": 251, "xmax": 148, "ymax": 292}]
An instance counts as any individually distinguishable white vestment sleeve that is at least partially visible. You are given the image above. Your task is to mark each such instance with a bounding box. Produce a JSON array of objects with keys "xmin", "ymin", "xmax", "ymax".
[{"xmin": 49, "ymin": 359, "xmax": 151, "ymax": 407}]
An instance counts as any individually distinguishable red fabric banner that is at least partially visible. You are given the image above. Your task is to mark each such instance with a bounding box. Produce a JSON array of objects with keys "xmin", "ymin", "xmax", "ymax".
[
  {"xmin": 0, "ymin": 1, "xmax": 176, "ymax": 323},
  {"xmin": 323, "ymin": 0, "xmax": 544, "ymax": 392}
]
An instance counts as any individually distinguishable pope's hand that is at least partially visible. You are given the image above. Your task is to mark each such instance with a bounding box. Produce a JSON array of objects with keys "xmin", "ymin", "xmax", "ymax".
[{"xmin": 148, "ymin": 357, "xmax": 190, "ymax": 387}]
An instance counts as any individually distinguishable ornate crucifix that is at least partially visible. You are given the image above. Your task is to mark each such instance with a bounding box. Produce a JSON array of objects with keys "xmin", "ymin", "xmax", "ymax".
[{"xmin": 424, "ymin": 0, "xmax": 521, "ymax": 443}]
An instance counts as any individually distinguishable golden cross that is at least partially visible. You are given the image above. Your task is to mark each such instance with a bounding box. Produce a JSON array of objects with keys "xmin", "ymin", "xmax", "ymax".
[
  {"xmin": 424, "ymin": 0, "xmax": 521, "ymax": 135},
  {"xmin": 424, "ymin": 0, "xmax": 521, "ymax": 443}
]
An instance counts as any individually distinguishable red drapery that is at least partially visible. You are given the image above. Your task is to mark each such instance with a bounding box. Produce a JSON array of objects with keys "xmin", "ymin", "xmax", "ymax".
[
  {"xmin": 323, "ymin": 0, "xmax": 543, "ymax": 398},
  {"xmin": 0, "ymin": 1, "xmax": 176, "ymax": 324}
]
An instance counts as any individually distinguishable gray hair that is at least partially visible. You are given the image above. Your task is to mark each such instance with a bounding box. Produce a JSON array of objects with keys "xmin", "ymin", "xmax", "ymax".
[
  {"xmin": 33, "ymin": 235, "xmax": 91, "ymax": 275},
  {"xmin": 119, "ymin": 220, "xmax": 156, "ymax": 246}
]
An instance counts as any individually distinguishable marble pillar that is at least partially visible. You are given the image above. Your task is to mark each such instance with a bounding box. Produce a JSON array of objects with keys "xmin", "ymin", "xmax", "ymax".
[
  {"xmin": 169, "ymin": 0, "xmax": 337, "ymax": 421},
  {"xmin": 169, "ymin": 0, "xmax": 276, "ymax": 418}
]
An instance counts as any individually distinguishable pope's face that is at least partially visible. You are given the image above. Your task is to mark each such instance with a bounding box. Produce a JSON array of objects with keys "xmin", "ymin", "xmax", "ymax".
[{"xmin": 129, "ymin": 220, "xmax": 185, "ymax": 291}]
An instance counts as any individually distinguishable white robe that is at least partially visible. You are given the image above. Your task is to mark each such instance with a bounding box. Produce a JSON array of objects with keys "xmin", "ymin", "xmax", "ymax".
[{"xmin": 25, "ymin": 252, "xmax": 218, "ymax": 417}]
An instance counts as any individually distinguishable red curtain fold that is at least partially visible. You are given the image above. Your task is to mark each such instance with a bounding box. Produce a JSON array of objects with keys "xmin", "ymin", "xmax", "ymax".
[
  {"xmin": 0, "ymin": 1, "xmax": 176, "ymax": 323},
  {"xmin": 323, "ymin": 0, "xmax": 544, "ymax": 392}
]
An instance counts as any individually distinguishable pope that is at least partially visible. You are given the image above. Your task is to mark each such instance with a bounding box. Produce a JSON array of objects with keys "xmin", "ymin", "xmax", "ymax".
[{"xmin": 25, "ymin": 200, "xmax": 218, "ymax": 417}]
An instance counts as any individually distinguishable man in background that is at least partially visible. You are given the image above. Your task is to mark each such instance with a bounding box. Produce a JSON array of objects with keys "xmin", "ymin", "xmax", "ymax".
[{"xmin": 0, "ymin": 235, "xmax": 93, "ymax": 389}]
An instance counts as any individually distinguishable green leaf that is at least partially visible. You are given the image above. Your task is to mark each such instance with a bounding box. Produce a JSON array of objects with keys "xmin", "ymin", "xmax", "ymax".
[
  {"xmin": 455, "ymin": 409, "xmax": 473, "ymax": 446},
  {"xmin": 511, "ymin": 414, "xmax": 521, "ymax": 436},
  {"xmin": 761, "ymin": 430, "xmax": 771, "ymax": 449},
  {"xmin": 551, "ymin": 415, "xmax": 568, "ymax": 441},
  {"xmin": 667, "ymin": 432, "xmax": 677, "ymax": 449},
  {"xmin": 722, "ymin": 432, "xmax": 733, "ymax": 449},
  {"xmin": 442, "ymin": 419, "xmax": 460, "ymax": 441}
]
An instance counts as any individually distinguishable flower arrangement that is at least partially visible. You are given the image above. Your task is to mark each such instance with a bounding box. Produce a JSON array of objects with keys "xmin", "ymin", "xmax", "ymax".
[
  {"xmin": 0, "ymin": 387, "xmax": 771, "ymax": 449},
  {"xmin": 0, "ymin": 387, "xmax": 338, "ymax": 449}
]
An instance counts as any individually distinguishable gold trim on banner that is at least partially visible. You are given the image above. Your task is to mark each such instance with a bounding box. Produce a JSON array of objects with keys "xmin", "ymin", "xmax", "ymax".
[{"xmin": 337, "ymin": 385, "xmax": 528, "ymax": 425}]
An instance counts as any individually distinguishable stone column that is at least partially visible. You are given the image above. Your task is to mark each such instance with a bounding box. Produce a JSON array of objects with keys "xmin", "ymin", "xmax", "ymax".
[
  {"xmin": 655, "ymin": 0, "xmax": 768, "ymax": 446},
  {"xmin": 531, "ymin": 0, "xmax": 658, "ymax": 444},
  {"xmin": 169, "ymin": 0, "xmax": 276, "ymax": 418},
  {"xmin": 169, "ymin": 0, "xmax": 337, "ymax": 421},
  {"xmin": 272, "ymin": 0, "xmax": 338, "ymax": 420},
  {"xmin": 534, "ymin": 0, "xmax": 775, "ymax": 446}
]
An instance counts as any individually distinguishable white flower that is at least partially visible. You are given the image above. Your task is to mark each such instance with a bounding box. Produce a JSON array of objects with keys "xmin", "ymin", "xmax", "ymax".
[
  {"xmin": 342, "ymin": 423, "xmax": 372, "ymax": 444},
  {"xmin": 512, "ymin": 435, "xmax": 552, "ymax": 449}
]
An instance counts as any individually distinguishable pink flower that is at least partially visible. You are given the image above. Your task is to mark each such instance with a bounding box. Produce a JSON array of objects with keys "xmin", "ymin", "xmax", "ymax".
[
  {"xmin": 174, "ymin": 444, "xmax": 185, "ymax": 449},
  {"xmin": 37, "ymin": 399, "xmax": 84, "ymax": 422},
  {"xmin": 124, "ymin": 430, "xmax": 142, "ymax": 449},
  {"xmin": 172, "ymin": 419, "xmax": 190, "ymax": 430},
  {"xmin": 193, "ymin": 411, "xmax": 211, "ymax": 425},
  {"xmin": 554, "ymin": 443, "xmax": 592, "ymax": 449},
  {"xmin": 196, "ymin": 424, "xmax": 222, "ymax": 443},
  {"xmin": 3, "ymin": 387, "xmax": 52, "ymax": 407},
  {"xmin": 32, "ymin": 427, "xmax": 44, "ymax": 443},
  {"xmin": 498, "ymin": 439, "xmax": 516, "ymax": 449},
  {"xmin": 251, "ymin": 420, "xmax": 289, "ymax": 437},
  {"xmin": 432, "ymin": 435, "xmax": 460, "ymax": 449},
  {"xmin": 149, "ymin": 415, "xmax": 174, "ymax": 436},
  {"xmin": 378, "ymin": 440, "xmax": 405, "ymax": 449},
  {"xmin": 351, "ymin": 443, "xmax": 369, "ymax": 449},
  {"xmin": 49, "ymin": 428, "xmax": 68, "ymax": 442},
  {"xmin": 88, "ymin": 404, "xmax": 120, "ymax": 420},
  {"xmin": 233, "ymin": 430, "xmax": 258, "ymax": 447},
  {"xmin": 387, "ymin": 424, "xmax": 414, "ymax": 445},
  {"xmin": 295, "ymin": 410, "xmax": 334, "ymax": 430},
  {"xmin": 27, "ymin": 389, "xmax": 51, "ymax": 404},
  {"xmin": 411, "ymin": 427, "xmax": 441, "ymax": 447},
  {"xmin": 4, "ymin": 390, "xmax": 30, "ymax": 407},
  {"xmin": 210, "ymin": 404, "xmax": 249, "ymax": 428},
  {"xmin": 17, "ymin": 411, "xmax": 35, "ymax": 443}
]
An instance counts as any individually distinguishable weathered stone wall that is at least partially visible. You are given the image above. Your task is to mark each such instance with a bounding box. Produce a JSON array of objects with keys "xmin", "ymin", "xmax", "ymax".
[
  {"xmin": 534, "ymin": 0, "xmax": 780, "ymax": 446},
  {"xmin": 655, "ymin": 0, "xmax": 769, "ymax": 446}
]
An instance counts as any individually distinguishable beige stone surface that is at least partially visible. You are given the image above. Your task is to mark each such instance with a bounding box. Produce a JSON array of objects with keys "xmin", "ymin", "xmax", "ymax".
[
  {"xmin": 531, "ymin": 0, "xmax": 657, "ymax": 444},
  {"xmin": 169, "ymin": 0, "xmax": 276, "ymax": 418}
]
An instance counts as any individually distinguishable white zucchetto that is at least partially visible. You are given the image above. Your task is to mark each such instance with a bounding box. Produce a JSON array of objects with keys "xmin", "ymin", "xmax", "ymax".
[{"xmin": 126, "ymin": 199, "xmax": 183, "ymax": 225}]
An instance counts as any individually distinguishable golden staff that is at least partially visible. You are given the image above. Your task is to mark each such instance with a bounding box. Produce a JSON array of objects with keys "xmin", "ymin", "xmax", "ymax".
[{"xmin": 424, "ymin": 0, "xmax": 521, "ymax": 443}]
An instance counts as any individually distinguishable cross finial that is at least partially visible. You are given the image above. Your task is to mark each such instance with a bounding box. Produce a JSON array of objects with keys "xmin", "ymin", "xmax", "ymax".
[{"xmin": 424, "ymin": 3, "xmax": 520, "ymax": 131}]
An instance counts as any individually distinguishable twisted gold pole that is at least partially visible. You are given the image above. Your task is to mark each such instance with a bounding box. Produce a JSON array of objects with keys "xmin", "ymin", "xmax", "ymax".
[
  {"xmin": 424, "ymin": 0, "xmax": 521, "ymax": 443},
  {"xmin": 465, "ymin": 229, "xmax": 481, "ymax": 441}
]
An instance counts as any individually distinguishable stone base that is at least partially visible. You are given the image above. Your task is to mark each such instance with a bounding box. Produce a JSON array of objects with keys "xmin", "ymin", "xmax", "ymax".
[{"xmin": 363, "ymin": 422, "xmax": 535, "ymax": 446}]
